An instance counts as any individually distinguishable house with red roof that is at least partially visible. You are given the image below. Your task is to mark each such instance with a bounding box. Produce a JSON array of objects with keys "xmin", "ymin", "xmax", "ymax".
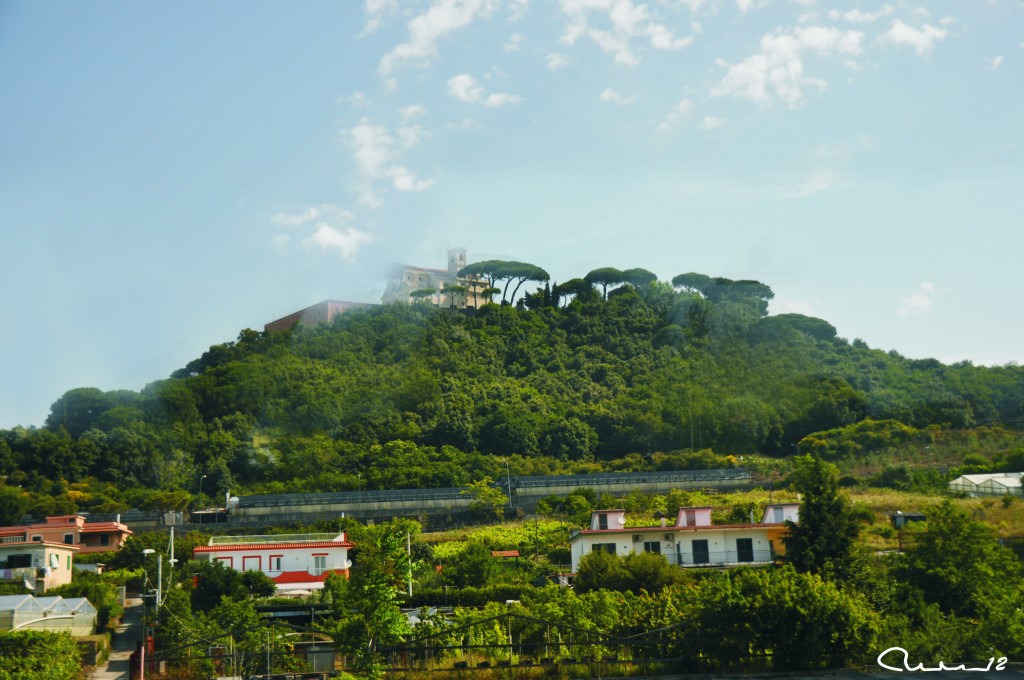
[
  {"xmin": 192, "ymin": 532, "xmax": 353, "ymax": 593},
  {"xmin": 0, "ymin": 515, "xmax": 132, "ymax": 555},
  {"xmin": 568, "ymin": 504, "xmax": 799, "ymax": 574}
]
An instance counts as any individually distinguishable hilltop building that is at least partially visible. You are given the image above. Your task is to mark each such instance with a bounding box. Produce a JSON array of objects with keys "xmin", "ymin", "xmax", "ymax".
[
  {"xmin": 264, "ymin": 247, "xmax": 486, "ymax": 333},
  {"xmin": 382, "ymin": 247, "xmax": 488, "ymax": 309},
  {"xmin": 264, "ymin": 299, "xmax": 377, "ymax": 333}
]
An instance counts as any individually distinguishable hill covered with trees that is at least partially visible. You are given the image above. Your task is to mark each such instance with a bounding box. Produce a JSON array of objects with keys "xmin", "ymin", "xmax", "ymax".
[{"xmin": 2, "ymin": 269, "xmax": 1023, "ymax": 517}]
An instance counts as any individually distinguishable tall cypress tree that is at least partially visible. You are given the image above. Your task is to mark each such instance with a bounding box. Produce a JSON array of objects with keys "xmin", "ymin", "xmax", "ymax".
[{"xmin": 783, "ymin": 454, "xmax": 860, "ymax": 578}]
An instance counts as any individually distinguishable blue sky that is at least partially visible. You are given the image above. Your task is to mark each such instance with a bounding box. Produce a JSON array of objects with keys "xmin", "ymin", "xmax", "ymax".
[{"xmin": 1, "ymin": 0, "xmax": 1022, "ymax": 428}]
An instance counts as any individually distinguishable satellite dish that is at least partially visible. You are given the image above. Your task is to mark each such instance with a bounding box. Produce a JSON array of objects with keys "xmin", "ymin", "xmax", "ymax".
[{"xmin": 617, "ymin": 516, "xmax": 626, "ymax": 525}]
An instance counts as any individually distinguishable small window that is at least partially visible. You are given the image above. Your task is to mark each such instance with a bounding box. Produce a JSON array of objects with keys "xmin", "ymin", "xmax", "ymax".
[
  {"xmin": 685, "ymin": 510, "xmax": 696, "ymax": 527},
  {"xmin": 643, "ymin": 542, "xmax": 661, "ymax": 554},
  {"xmin": 269, "ymin": 556, "xmax": 282, "ymax": 572},
  {"xmin": 100, "ymin": 534, "xmax": 110, "ymax": 546},
  {"xmin": 313, "ymin": 555, "xmax": 327, "ymax": 575},
  {"xmin": 597, "ymin": 514, "xmax": 608, "ymax": 530},
  {"xmin": 64, "ymin": 534, "xmax": 75, "ymax": 545},
  {"xmin": 592, "ymin": 543, "xmax": 616, "ymax": 555},
  {"xmin": 32, "ymin": 535, "xmax": 42, "ymax": 542},
  {"xmin": 773, "ymin": 507, "xmax": 784, "ymax": 523}
]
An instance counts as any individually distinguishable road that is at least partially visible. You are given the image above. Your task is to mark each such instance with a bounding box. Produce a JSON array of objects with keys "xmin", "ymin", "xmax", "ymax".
[{"xmin": 89, "ymin": 598, "xmax": 142, "ymax": 680}]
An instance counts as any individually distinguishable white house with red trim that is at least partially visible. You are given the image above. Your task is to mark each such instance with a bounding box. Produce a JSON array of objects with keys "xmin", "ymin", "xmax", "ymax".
[
  {"xmin": 569, "ymin": 504, "xmax": 799, "ymax": 574},
  {"xmin": 193, "ymin": 532, "xmax": 353, "ymax": 593}
]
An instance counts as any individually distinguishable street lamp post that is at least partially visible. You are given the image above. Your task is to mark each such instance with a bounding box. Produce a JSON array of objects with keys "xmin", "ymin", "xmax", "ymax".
[
  {"xmin": 501, "ymin": 459, "xmax": 513, "ymax": 510},
  {"xmin": 141, "ymin": 548, "xmax": 155, "ymax": 680},
  {"xmin": 198, "ymin": 474, "xmax": 207, "ymax": 500},
  {"xmin": 141, "ymin": 549, "xmax": 155, "ymax": 593}
]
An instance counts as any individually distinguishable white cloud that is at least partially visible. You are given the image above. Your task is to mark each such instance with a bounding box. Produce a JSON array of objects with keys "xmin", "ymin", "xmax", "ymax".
[
  {"xmin": 378, "ymin": 0, "xmax": 496, "ymax": 75},
  {"xmin": 504, "ymin": 32, "xmax": 524, "ymax": 52},
  {"xmin": 987, "ymin": 56, "xmax": 1004, "ymax": 70},
  {"xmin": 271, "ymin": 207, "xmax": 321, "ymax": 227},
  {"xmin": 349, "ymin": 120, "xmax": 433, "ymax": 207},
  {"xmin": 781, "ymin": 169, "xmax": 844, "ymax": 197},
  {"xmin": 448, "ymin": 118, "xmax": 483, "ymax": 130},
  {"xmin": 447, "ymin": 74, "xmax": 484, "ymax": 103},
  {"xmin": 711, "ymin": 26, "xmax": 864, "ymax": 107},
  {"xmin": 447, "ymin": 74, "xmax": 523, "ymax": 106},
  {"xmin": 736, "ymin": 0, "xmax": 768, "ymax": 14},
  {"xmin": 390, "ymin": 165, "xmax": 433, "ymax": 192},
  {"xmin": 878, "ymin": 20, "xmax": 947, "ymax": 57},
  {"xmin": 648, "ymin": 24, "xmax": 693, "ymax": 50},
  {"xmin": 337, "ymin": 91, "xmax": 371, "ymax": 109},
  {"xmin": 698, "ymin": 115, "xmax": 726, "ymax": 130},
  {"xmin": 363, "ymin": 0, "xmax": 398, "ymax": 34},
  {"xmin": 303, "ymin": 225, "xmax": 374, "ymax": 261},
  {"xmin": 599, "ymin": 87, "xmax": 637, "ymax": 104},
  {"xmin": 940, "ymin": 16, "xmax": 956, "ymax": 26},
  {"xmin": 508, "ymin": 0, "xmax": 529, "ymax": 20},
  {"xmin": 399, "ymin": 104, "xmax": 428, "ymax": 121},
  {"xmin": 547, "ymin": 52, "xmax": 571, "ymax": 69},
  {"xmin": 397, "ymin": 124, "xmax": 428, "ymax": 147},
  {"xmin": 833, "ymin": 5, "xmax": 894, "ymax": 23},
  {"xmin": 897, "ymin": 282, "xmax": 936, "ymax": 317},
  {"xmin": 558, "ymin": 0, "xmax": 693, "ymax": 66},
  {"xmin": 655, "ymin": 96, "xmax": 692, "ymax": 132}
]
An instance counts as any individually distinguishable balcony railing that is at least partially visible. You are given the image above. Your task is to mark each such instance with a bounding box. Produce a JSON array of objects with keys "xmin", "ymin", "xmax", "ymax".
[
  {"xmin": 0, "ymin": 567, "xmax": 37, "ymax": 584},
  {"xmin": 660, "ymin": 549, "xmax": 775, "ymax": 567}
]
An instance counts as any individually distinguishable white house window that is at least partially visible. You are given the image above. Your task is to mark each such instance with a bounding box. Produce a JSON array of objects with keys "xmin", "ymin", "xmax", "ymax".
[
  {"xmin": 597, "ymin": 514, "xmax": 608, "ymax": 530},
  {"xmin": 269, "ymin": 556, "xmax": 282, "ymax": 572},
  {"xmin": 64, "ymin": 534, "xmax": 75, "ymax": 545},
  {"xmin": 312, "ymin": 555, "xmax": 327, "ymax": 575},
  {"xmin": 773, "ymin": 507, "xmax": 784, "ymax": 523},
  {"xmin": 643, "ymin": 542, "xmax": 661, "ymax": 554},
  {"xmin": 592, "ymin": 543, "xmax": 616, "ymax": 555}
]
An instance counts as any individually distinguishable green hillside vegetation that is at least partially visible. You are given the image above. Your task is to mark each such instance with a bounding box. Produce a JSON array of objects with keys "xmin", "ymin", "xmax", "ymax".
[
  {"xmin": 1, "ymin": 269, "xmax": 1023, "ymax": 516},
  {"xmin": 101, "ymin": 469, "xmax": 1024, "ymax": 677}
]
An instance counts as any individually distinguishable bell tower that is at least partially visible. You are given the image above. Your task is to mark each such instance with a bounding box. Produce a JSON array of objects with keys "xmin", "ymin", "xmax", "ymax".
[{"xmin": 447, "ymin": 247, "xmax": 466, "ymax": 275}]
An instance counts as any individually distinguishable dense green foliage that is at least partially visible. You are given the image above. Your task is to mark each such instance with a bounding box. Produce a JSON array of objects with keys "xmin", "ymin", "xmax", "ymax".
[
  {"xmin": 0, "ymin": 630, "xmax": 81, "ymax": 680},
  {"xmin": 1, "ymin": 269, "xmax": 1023, "ymax": 510}
]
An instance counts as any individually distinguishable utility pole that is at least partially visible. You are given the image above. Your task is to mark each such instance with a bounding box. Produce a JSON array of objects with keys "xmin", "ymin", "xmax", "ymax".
[{"xmin": 502, "ymin": 459, "xmax": 513, "ymax": 510}]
